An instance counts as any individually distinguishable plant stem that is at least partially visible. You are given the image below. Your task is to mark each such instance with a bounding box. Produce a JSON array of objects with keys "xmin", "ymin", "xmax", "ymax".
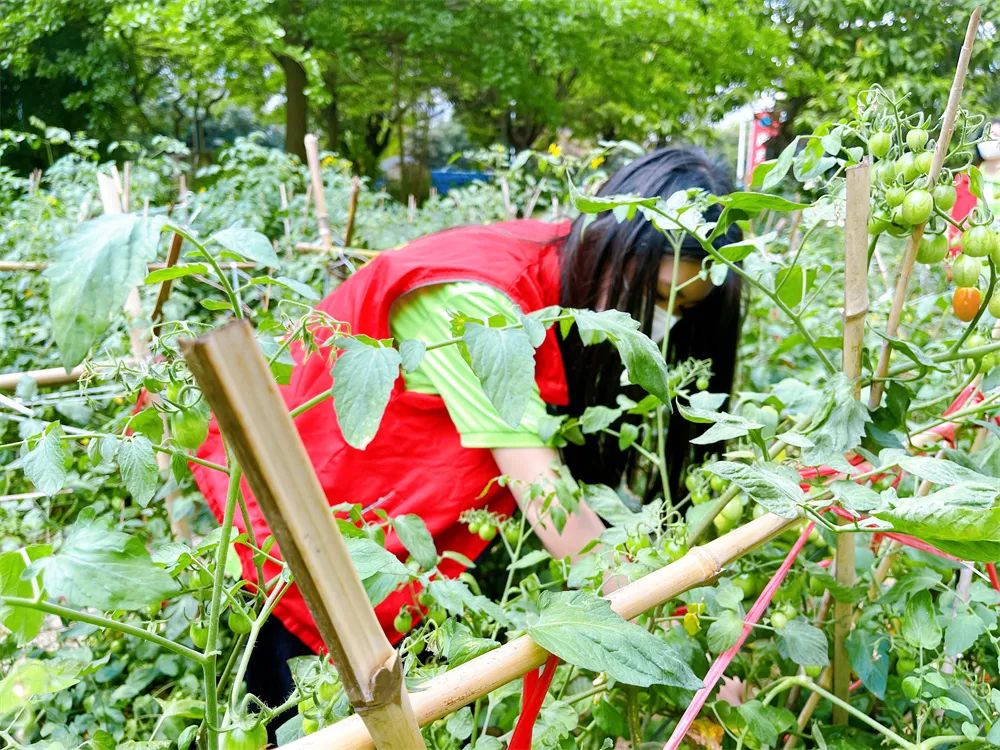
[
  {"xmin": 164, "ymin": 223, "xmax": 244, "ymax": 319},
  {"xmin": 0, "ymin": 596, "xmax": 205, "ymax": 663},
  {"xmin": 289, "ymin": 389, "xmax": 331, "ymax": 418},
  {"xmin": 229, "ymin": 579, "xmax": 289, "ymax": 712}
]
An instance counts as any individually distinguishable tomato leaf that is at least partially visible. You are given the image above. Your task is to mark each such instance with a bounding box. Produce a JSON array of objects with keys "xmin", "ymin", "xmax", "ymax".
[
  {"xmin": 705, "ymin": 461, "xmax": 804, "ymax": 518},
  {"xmin": 0, "ymin": 658, "xmax": 85, "ymax": 717},
  {"xmin": 331, "ymin": 338, "xmax": 402, "ymax": 449},
  {"xmin": 392, "ymin": 514, "xmax": 437, "ymax": 570},
  {"xmin": 116, "ymin": 435, "xmax": 160, "ymax": 507},
  {"xmin": 0, "ymin": 545, "xmax": 51, "ymax": 644},
  {"xmin": 846, "ymin": 628, "xmax": 890, "ymax": 699},
  {"xmin": 34, "ymin": 520, "xmax": 179, "ymax": 610},
  {"xmin": 45, "ymin": 213, "xmax": 165, "ymax": 368},
  {"xmin": 945, "ymin": 612, "xmax": 986, "ymax": 656},
  {"xmin": 527, "ymin": 590, "xmax": 701, "ymax": 689},
  {"xmin": 22, "ymin": 425, "xmax": 68, "ymax": 496},
  {"xmin": 737, "ymin": 700, "xmax": 796, "ymax": 747},
  {"xmin": 398, "ymin": 339, "xmax": 426, "ymax": 373},
  {"xmin": 902, "ymin": 591, "xmax": 943, "ymax": 650},
  {"xmin": 463, "ymin": 322, "xmax": 536, "ymax": 427},
  {"xmin": 343, "ymin": 536, "xmax": 409, "ymax": 607},
  {"xmin": 143, "ymin": 264, "xmax": 210, "ymax": 283},
  {"xmin": 209, "ymin": 227, "xmax": 279, "ymax": 267},
  {"xmin": 777, "ymin": 618, "xmax": 829, "ymax": 667}
]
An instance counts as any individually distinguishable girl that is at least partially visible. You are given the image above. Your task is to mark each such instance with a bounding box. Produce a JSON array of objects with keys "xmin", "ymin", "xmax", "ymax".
[{"xmin": 191, "ymin": 145, "xmax": 743, "ymax": 722}]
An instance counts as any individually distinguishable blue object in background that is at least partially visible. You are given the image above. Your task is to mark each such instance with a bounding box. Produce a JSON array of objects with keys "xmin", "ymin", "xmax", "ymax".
[{"xmin": 430, "ymin": 167, "xmax": 491, "ymax": 195}]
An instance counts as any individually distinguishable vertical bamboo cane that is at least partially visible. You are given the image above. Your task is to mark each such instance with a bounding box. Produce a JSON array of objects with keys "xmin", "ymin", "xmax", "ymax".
[
  {"xmin": 867, "ymin": 7, "xmax": 982, "ymax": 409},
  {"xmin": 151, "ymin": 233, "xmax": 184, "ymax": 336},
  {"xmin": 304, "ymin": 134, "xmax": 334, "ymax": 252},
  {"xmin": 833, "ymin": 161, "xmax": 870, "ymax": 723},
  {"xmin": 180, "ymin": 321, "xmax": 425, "ymax": 750},
  {"xmin": 344, "ymin": 176, "xmax": 361, "ymax": 247}
]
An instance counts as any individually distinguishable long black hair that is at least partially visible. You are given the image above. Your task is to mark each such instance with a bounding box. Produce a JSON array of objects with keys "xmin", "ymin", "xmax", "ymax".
[{"xmin": 557, "ymin": 146, "xmax": 743, "ymax": 501}]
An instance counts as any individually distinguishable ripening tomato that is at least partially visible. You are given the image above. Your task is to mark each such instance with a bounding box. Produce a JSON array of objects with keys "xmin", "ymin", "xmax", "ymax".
[
  {"xmin": 962, "ymin": 225, "xmax": 996, "ymax": 258},
  {"xmin": 933, "ymin": 184, "xmax": 957, "ymax": 210},
  {"xmin": 916, "ymin": 234, "xmax": 949, "ymax": 264},
  {"xmin": 953, "ymin": 287, "xmax": 982, "ymax": 322},
  {"xmin": 869, "ymin": 132, "xmax": 892, "ymax": 159},
  {"xmin": 906, "ymin": 128, "xmax": 929, "ymax": 151},
  {"xmin": 901, "ymin": 189, "xmax": 933, "ymax": 225}
]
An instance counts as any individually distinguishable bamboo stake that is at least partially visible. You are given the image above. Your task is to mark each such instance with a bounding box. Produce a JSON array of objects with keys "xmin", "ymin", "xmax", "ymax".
[
  {"xmin": 279, "ymin": 184, "xmax": 292, "ymax": 242},
  {"xmin": 287, "ymin": 511, "xmax": 798, "ymax": 750},
  {"xmin": 832, "ymin": 160, "xmax": 870, "ymax": 723},
  {"xmin": 407, "ymin": 194, "xmax": 416, "ymax": 223},
  {"xmin": 868, "ymin": 7, "xmax": 982, "ymax": 410},
  {"xmin": 0, "ymin": 261, "xmax": 254, "ymax": 273},
  {"xmin": 294, "ymin": 243, "xmax": 382, "ymax": 258},
  {"xmin": 304, "ymin": 134, "xmax": 334, "ymax": 252},
  {"xmin": 122, "ymin": 161, "xmax": 132, "ymax": 212},
  {"xmin": 151, "ymin": 233, "xmax": 184, "ymax": 336},
  {"xmin": 344, "ymin": 176, "xmax": 362, "ymax": 247},
  {"xmin": 180, "ymin": 320, "xmax": 425, "ymax": 750},
  {"xmin": 0, "ymin": 366, "xmax": 86, "ymax": 390}
]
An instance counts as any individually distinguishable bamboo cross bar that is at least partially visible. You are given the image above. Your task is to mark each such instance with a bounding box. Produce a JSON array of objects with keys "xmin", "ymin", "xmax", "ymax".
[
  {"xmin": 304, "ymin": 134, "xmax": 334, "ymax": 252},
  {"xmin": 294, "ymin": 242, "xmax": 382, "ymax": 258},
  {"xmin": 287, "ymin": 511, "xmax": 798, "ymax": 750},
  {"xmin": 179, "ymin": 320, "xmax": 425, "ymax": 750},
  {"xmin": 0, "ymin": 260, "xmax": 255, "ymax": 273},
  {"xmin": 0, "ymin": 366, "xmax": 86, "ymax": 391}
]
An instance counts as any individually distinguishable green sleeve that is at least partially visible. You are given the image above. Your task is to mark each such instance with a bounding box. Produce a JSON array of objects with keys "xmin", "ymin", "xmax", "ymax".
[{"xmin": 389, "ymin": 282, "xmax": 551, "ymax": 449}]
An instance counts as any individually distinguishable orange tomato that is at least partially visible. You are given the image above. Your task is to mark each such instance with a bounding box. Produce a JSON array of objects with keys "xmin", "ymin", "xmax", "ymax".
[{"xmin": 952, "ymin": 287, "xmax": 982, "ymax": 322}]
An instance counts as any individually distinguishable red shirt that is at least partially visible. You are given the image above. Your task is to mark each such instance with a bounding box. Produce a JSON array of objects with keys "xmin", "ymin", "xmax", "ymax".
[{"xmin": 192, "ymin": 220, "xmax": 571, "ymax": 652}]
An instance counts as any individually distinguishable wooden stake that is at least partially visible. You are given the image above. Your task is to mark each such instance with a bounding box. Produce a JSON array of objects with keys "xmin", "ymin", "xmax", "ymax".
[
  {"xmin": 407, "ymin": 194, "xmax": 416, "ymax": 223},
  {"xmin": 868, "ymin": 7, "xmax": 982, "ymax": 409},
  {"xmin": 0, "ymin": 366, "xmax": 86, "ymax": 391},
  {"xmin": 294, "ymin": 243, "xmax": 382, "ymax": 258},
  {"xmin": 0, "ymin": 261, "xmax": 253, "ymax": 273},
  {"xmin": 286, "ymin": 511, "xmax": 797, "ymax": 750},
  {"xmin": 345, "ymin": 176, "xmax": 362, "ymax": 247},
  {"xmin": 152, "ymin": 233, "xmax": 184, "ymax": 336},
  {"xmin": 180, "ymin": 321, "xmax": 425, "ymax": 750},
  {"xmin": 832, "ymin": 160, "xmax": 870, "ymax": 724},
  {"xmin": 304, "ymin": 134, "xmax": 334, "ymax": 251}
]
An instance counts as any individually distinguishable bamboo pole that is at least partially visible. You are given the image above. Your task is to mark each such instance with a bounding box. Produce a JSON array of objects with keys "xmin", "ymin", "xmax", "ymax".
[
  {"xmin": 867, "ymin": 7, "xmax": 982, "ymax": 409},
  {"xmin": 151, "ymin": 233, "xmax": 184, "ymax": 336},
  {"xmin": 304, "ymin": 134, "xmax": 334, "ymax": 252},
  {"xmin": 294, "ymin": 243, "xmax": 382, "ymax": 258},
  {"xmin": 832, "ymin": 160, "xmax": 870, "ymax": 723},
  {"xmin": 180, "ymin": 320, "xmax": 425, "ymax": 750},
  {"xmin": 0, "ymin": 261, "xmax": 254, "ymax": 273},
  {"xmin": 0, "ymin": 366, "xmax": 86, "ymax": 390},
  {"xmin": 345, "ymin": 176, "xmax": 362, "ymax": 247},
  {"xmin": 286, "ymin": 511, "xmax": 798, "ymax": 750}
]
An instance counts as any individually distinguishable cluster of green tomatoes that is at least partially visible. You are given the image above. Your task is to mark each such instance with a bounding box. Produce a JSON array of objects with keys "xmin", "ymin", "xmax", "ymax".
[{"xmin": 866, "ymin": 125, "xmax": 1000, "ymax": 323}]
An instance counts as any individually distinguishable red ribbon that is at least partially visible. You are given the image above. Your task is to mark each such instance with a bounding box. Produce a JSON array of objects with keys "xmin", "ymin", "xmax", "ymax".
[{"xmin": 509, "ymin": 654, "xmax": 561, "ymax": 750}]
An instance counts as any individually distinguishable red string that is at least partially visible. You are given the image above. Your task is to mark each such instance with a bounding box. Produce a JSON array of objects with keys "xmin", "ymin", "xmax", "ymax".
[
  {"xmin": 987, "ymin": 564, "xmax": 1000, "ymax": 593},
  {"xmin": 509, "ymin": 653, "xmax": 561, "ymax": 750}
]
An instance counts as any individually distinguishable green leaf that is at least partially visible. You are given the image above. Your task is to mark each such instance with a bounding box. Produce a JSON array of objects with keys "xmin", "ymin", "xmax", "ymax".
[
  {"xmin": 874, "ymin": 484, "xmax": 1000, "ymax": 551},
  {"xmin": 440, "ymin": 620, "xmax": 500, "ymax": 667},
  {"xmin": 0, "ymin": 658, "xmax": 84, "ymax": 717},
  {"xmin": 392, "ymin": 514, "xmax": 437, "ymax": 570},
  {"xmin": 331, "ymin": 338, "xmax": 402, "ymax": 449},
  {"xmin": 398, "ymin": 339, "xmax": 426, "ymax": 373},
  {"xmin": 210, "ymin": 227, "xmax": 279, "ymax": 267},
  {"xmin": 143, "ymin": 264, "xmax": 210, "ymax": 284},
  {"xmin": 527, "ymin": 590, "xmax": 701, "ymax": 688},
  {"xmin": 580, "ymin": 405, "xmax": 621, "ymax": 434},
  {"xmin": 251, "ymin": 275, "xmax": 320, "ymax": 300},
  {"xmin": 583, "ymin": 483, "xmax": 640, "ymax": 526},
  {"xmin": 45, "ymin": 213, "xmax": 165, "ymax": 368},
  {"xmin": 778, "ymin": 618, "xmax": 829, "ymax": 667},
  {"xmin": 930, "ymin": 696, "xmax": 974, "ymax": 722},
  {"xmin": 571, "ymin": 309, "xmax": 670, "ymax": 404},
  {"xmin": 829, "ymin": 480, "xmax": 882, "ymax": 513},
  {"xmin": 762, "ymin": 138, "xmax": 799, "ymax": 192},
  {"xmin": 873, "ymin": 330, "xmax": 946, "ymax": 375},
  {"xmin": 968, "ymin": 166, "xmax": 984, "ymax": 200},
  {"xmin": 902, "ymin": 591, "xmax": 943, "ymax": 650},
  {"xmin": 737, "ymin": 700, "xmax": 796, "ymax": 747},
  {"xmin": 35, "ymin": 520, "xmax": 179, "ymax": 610},
  {"xmin": 801, "ymin": 374, "xmax": 871, "ymax": 468},
  {"xmin": 22, "ymin": 425, "xmax": 67, "ymax": 496},
  {"xmin": 945, "ymin": 612, "xmax": 986, "ymax": 656},
  {"xmin": 707, "ymin": 609, "xmax": 744, "ymax": 652},
  {"xmin": 897, "ymin": 456, "xmax": 1000, "ymax": 488},
  {"xmin": 463, "ymin": 322, "xmax": 536, "ymax": 427},
  {"xmin": 846, "ymin": 628, "xmax": 889, "ymax": 699},
  {"xmin": 427, "ymin": 578, "xmax": 507, "ymax": 624},
  {"xmin": 343, "ymin": 536, "xmax": 409, "ymax": 607},
  {"xmin": 444, "ymin": 707, "xmax": 474, "ymax": 741},
  {"xmin": 705, "ymin": 461, "xmax": 804, "ymax": 518},
  {"xmin": 774, "ymin": 265, "xmax": 816, "ymax": 308},
  {"xmin": 0, "ymin": 545, "xmax": 51, "ymax": 644},
  {"xmin": 117, "ymin": 436, "xmax": 160, "ymax": 507},
  {"xmin": 572, "ymin": 190, "xmax": 657, "ymax": 215},
  {"xmin": 127, "ymin": 407, "xmax": 164, "ymax": 443}
]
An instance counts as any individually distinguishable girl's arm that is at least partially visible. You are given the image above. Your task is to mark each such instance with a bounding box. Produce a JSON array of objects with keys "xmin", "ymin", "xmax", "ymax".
[{"xmin": 491, "ymin": 446, "xmax": 607, "ymax": 561}]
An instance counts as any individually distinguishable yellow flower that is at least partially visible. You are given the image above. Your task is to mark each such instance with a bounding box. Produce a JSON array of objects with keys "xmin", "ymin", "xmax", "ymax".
[
  {"xmin": 547, "ymin": 143, "xmax": 562, "ymax": 158},
  {"xmin": 322, "ymin": 155, "xmax": 335, "ymax": 167},
  {"xmin": 590, "ymin": 155, "xmax": 605, "ymax": 169},
  {"xmin": 198, "ymin": 187, "xmax": 206, "ymax": 193},
  {"xmin": 23, "ymin": 289, "xmax": 33, "ymax": 298}
]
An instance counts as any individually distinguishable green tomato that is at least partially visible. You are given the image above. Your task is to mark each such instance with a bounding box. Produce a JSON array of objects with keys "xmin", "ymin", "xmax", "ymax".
[
  {"xmin": 227, "ymin": 607, "xmax": 253, "ymax": 635},
  {"xmin": 298, "ymin": 696, "xmax": 315, "ymax": 714},
  {"xmin": 502, "ymin": 523, "xmax": 521, "ymax": 546},
  {"xmin": 696, "ymin": 376, "xmax": 710, "ymax": 391},
  {"xmin": 720, "ymin": 496, "xmax": 744, "ymax": 523},
  {"xmin": 685, "ymin": 474, "xmax": 700, "ymax": 493},
  {"xmin": 189, "ymin": 622, "xmax": 210, "ymax": 650},
  {"xmin": 885, "ymin": 186, "xmax": 906, "ymax": 208},
  {"xmin": 417, "ymin": 591, "xmax": 434, "ymax": 608},
  {"xmin": 895, "ymin": 657, "xmax": 917, "ymax": 676},
  {"xmin": 691, "ymin": 489, "xmax": 710, "ymax": 505},
  {"xmin": 733, "ymin": 573, "xmax": 759, "ymax": 599},
  {"xmin": 952, "ymin": 254, "xmax": 982, "ymax": 288},
  {"xmin": 901, "ymin": 190, "xmax": 933, "ymax": 225},
  {"xmin": 916, "ymin": 234, "xmax": 949, "ymax": 264},
  {"xmin": 770, "ymin": 611, "xmax": 789, "ymax": 629},
  {"xmin": 868, "ymin": 215, "xmax": 891, "ymax": 236},
  {"xmin": 221, "ymin": 723, "xmax": 268, "ymax": 750},
  {"xmin": 780, "ymin": 603, "xmax": 799, "ymax": 620},
  {"xmin": 933, "ymin": 184, "xmax": 957, "ymax": 210},
  {"xmin": 906, "ymin": 128, "xmax": 929, "ymax": 151},
  {"xmin": 758, "ymin": 405, "xmax": 779, "ymax": 429},
  {"xmin": 107, "ymin": 638, "xmax": 124, "ymax": 654},
  {"xmin": 428, "ymin": 608, "xmax": 447, "ymax": 626},
  {"xmin": 989, "ymin": 293, "xmax": 1000, "ymax": 318},
  {"xmin": 301, "ymin": 717, "xmax": 320, "ymax": 735},
  {"xmin": 713, "ymin": 513, "xmax": 737, "ymax": 535},
  {"xmin": 393, "ymin": 609, "xmax": 413, "ymax": 634},
  {"xmin": 902, "ymin": 676, "xmax": 922, "ymax": 700},
  {"xmin": 478, "ymin": 524, "xmax": 497, "ymax": 542},
  {"xmin": 316, "ymin": 678, "xmax": 337, "ymax": 704},
  {"xmin": 662, "ymin": 539, "xmax": 688, "ymax": 562},
  {"xmin": 869, "ymin": 131, "xmax": 892, "ymax": 159},
  {"xmin": 894, "ymin": 153, "xmax": 919, "ymax": 182},
  {"xmin": 170, "ymin": 408, "xmax": 209, "ymax": 450},
  {"xmin": 467, "ymin": 520, "xmax": 481, "ymax": 535},
  {"xmin": 709, "ymin": 475, "xmax": 726, "ymax": 493},
  {"xmin": 914, "ymin": 151, "xmax": 933, "ymax": 175},
  {"xmin": 804, "ymin": 665, "xmax": 823, "ymax": 678},
  {"xmin": 963, "ymin": 225, "xmax": 995, "ymax": 258},
  {"xmin": 808, "ymin": 576, "xmax": 826, "ymax": 596}
]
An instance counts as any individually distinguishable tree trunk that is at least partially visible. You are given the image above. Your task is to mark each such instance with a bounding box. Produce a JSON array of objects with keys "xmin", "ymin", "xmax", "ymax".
[
  {"xmin": 277, "ymin": 53, "xmax": 308, "ymax": 161},
  {"xmin": 322, "ymin": 67, "xmax": 341, "ymax": 157}
]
